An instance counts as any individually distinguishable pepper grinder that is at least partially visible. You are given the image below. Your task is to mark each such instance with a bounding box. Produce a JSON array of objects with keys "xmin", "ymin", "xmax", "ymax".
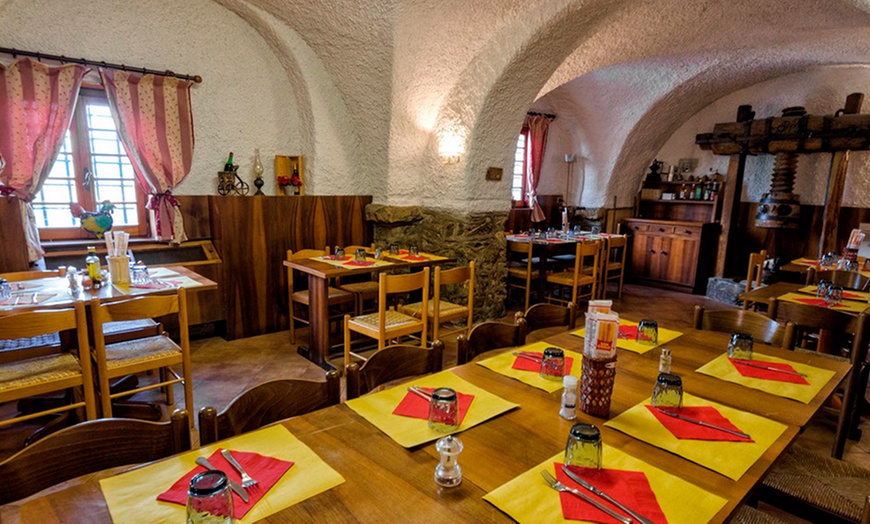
[{"xmin": 434, "ymin": 435, "xmax": 463, "ymax": 487}]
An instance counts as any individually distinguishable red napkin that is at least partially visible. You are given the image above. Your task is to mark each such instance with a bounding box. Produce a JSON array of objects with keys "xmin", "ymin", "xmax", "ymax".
[
  {"xmin": 645, "ymin": 405, "xmax": 753, "ymax": 442},
  {"xmin": 511, "ymin": 352, "xmax": 575, "ymax": 374},
  {"xmin": 803, "ymin": 260, "xmax": 820, "ymax": 266},
  {"xmin": 545, "ymin": 238, "xmax": 565, "ymax": 243},
  {"xmin": 157, "ymin": 449, "xmax": 294, "ymax": 519},
  {"xmin": 843, "ymin": 291, "xmax": 863, "ymax": 300},
  {"xmin": 402, "ymin": 255, "xmax": 428, "ymax": 261},
  {"xmin": 729, "ymin": 358, "xmax": 810, "ymax": 385},
  {"xmin": 555, "ymin": 463, "xmax": 667, "ymax": 524},
  {"xmin": 345, "ymin": 260, "xmax": 375, "ymax": 267},
  {"xmin": 792, "ymin": 297, "xmax": 845, "ymax": 308},
  {"xmin": 513, "ymin": 234, "xmax": 530, "ymax": 238},
  {"xmin": 323, "ymin": 255, "xmax": 351, "ymax": 261},
  {"xmin": 618, "ymin": 325, "xmax": 638, "ymax": 339},
  {"xmin": 392, "ymin": 387, "xmax": 474, "ymax": 424},
  {"xmin": 129, "ymin": 280, "xmax": 174, "ymax": 290}
]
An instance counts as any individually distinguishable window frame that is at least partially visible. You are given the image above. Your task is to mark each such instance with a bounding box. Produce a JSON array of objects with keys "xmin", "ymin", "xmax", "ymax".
[
  {"xmin": 511, "ymin": 125, "xmax": 530, "ymax": 207},
  {"xmin": 36, "ymin": 87, "xmax": 148, "ymax": 240}
]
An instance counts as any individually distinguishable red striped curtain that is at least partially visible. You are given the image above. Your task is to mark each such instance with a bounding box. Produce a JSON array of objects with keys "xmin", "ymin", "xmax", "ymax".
[
  {"xmin": 0, "ymin": 58, "xmax": 88, "ymax": 262},
  {"xmin": 101, "ymin": 69, "xmax": 194, "ymax": 243},
  {"xmin": 525, "ymin": 114, "xmax": 551, "ymax": 223}
]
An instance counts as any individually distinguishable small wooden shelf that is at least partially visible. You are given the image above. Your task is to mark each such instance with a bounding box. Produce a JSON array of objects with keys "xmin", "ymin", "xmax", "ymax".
[{"xmin": 640, "ymin": 199, "xmax": 716, "ymax": 205}]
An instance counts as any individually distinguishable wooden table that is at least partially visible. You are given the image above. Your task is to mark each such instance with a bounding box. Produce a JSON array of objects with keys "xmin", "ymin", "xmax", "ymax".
[
  {"xmin": 285, "ymin": 256, "xmax": 454, "ymax": 369},
  {"xmin": 5, "ymin": 323, "xmax": 848, "ymax": 523}
]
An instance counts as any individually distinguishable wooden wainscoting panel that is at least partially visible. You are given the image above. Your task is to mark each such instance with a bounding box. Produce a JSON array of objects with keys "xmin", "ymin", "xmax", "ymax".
[{"xmin": 174, "ymin": 195, "xmax": 211, "ymax": 240}]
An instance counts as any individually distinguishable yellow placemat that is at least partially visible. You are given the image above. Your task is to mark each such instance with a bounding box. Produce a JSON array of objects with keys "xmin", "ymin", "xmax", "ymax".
[
  {"xmin": 605, "ymin": 393, "xmax": 787, "ymax": 480},
  {"xmin": 483, "ymin": 444, "xmax": 727, "ymax": 524},
  {"xmin": 798, "ymin": 285, "xmax": 870, "ymax": 302},
  {"xmin": 696, "ymin": 352, "xmax": 836, "ymax": 404},
  {"xmin": 476, "ymin": 341, "xmax": 583, "ymax": 393},
  {"xmin": 148, "ymin": 267, "xmax": 205, "ymax": 289},
  {"xmin": 779, "ymin": 291, "xmax": 868, "ymax": 314},
  {"xmin": 313, "ymin": 256, "xmax": 394, "ymax": 269},
  {"xmin": 345, "ymin": 370, "xmax": 519, "ymax": 448},
  {"xmin": 100, "ymin": 425, "xmax": 344, "ymax": 523},
  {"xmin": 571, "ymin": 319, "xmax": 683, "ymax": 355}
]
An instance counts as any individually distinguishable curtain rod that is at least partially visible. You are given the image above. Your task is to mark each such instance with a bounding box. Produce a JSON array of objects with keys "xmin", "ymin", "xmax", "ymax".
[
  {"xmin": 527, "ymin": 111, "xmax": 556, "ymax": 120},
  {"xmin": 0, "ymin": 47, "xmax": 202, "ymax": 84}
]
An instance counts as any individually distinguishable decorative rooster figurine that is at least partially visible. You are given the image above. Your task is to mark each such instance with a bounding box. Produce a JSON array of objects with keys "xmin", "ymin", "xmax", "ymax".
[{"xmin": 70, "ymin": 200, "xmax": 115, "ymax": 238}]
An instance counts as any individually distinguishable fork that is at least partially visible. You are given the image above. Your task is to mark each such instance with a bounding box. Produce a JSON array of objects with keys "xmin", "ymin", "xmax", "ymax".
[
  {"xmin": 221, "ymin": 449, "xmax": 258, "ymax": 488},
  {"xmin": 540, "ymin": 470, "xmax": 632, "ymax": 524}
]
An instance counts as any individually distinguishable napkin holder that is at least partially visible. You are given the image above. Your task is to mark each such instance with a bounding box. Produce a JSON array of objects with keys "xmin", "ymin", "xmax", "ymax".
[{"xmin": 579, "ymin": 354, "xmax": 617, "ymax": 417}]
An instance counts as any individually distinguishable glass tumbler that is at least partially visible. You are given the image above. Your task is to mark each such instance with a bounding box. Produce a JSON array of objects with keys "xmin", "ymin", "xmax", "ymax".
[
  {"xmin": 636, "ymin": 319, "xmax": 658, "ymax": 346},
  {"xmin": 728, "ymin": 332, "xmax": 754, "ymax": 360},
  {"xmin": 816, "ymin": 279, "xmax": 832, "ymax": 298},
  {"xmin": 0, "ymin": 279, "xmax": 10, "ymax": 300},
  {"xmin": 564, "ymin": 423, "xmax": 602, "ymax": 471},
  {"xmin": 334, "ymin": 247, "xmax": 345, "ymax": 259},
  {"xmin": 355, "ymin": 248, "xmax": 367, "ymax": 263},
  {"xmin": 826, "ymin": 285, "xmax": 844, "ymax": 306},
  {"xmin": 186, "ymin": 471, "xmax": 234, "ymax": 524},
  {"xmin": 428, "ymin": 387, "xmax": 460, "ymax": 432},
  {"xmin": 374, "ymin": 247, "xmax": 383, "ymax": 260},
  {"xmin": 389, "ymin": 243, "xmax": 400, "ymax": 255},
  {"xmin": 651, "ymin": 372, "xmax": 683, "ymax": 410},
  {"xmin": 409, "ymin": 244, "xmax": 420, "ymax": 256},
  {"xmin": 130, "ymin": 264, "xmax": 150, "ymax": 285},
  {"xmin": 539, "ymin": 347, "xmax": 566, "ymax": 380},
  {"xmin": 820, "ymin": 251, "xmax": 836, "ymax": 270}
]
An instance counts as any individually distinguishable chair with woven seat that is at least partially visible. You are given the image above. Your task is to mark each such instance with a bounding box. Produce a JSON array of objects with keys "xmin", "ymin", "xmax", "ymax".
[
  {"xmin": 0, "ymin": 268, "xmax": 69, "ymax": 360},
  {"xmin": 0, "ymin": 301, "xmax": 96, "ymax": 428},
  {"xmin": 199, "ymin": 370, "xmax": 340, "ymax": 445},
  {"xmin": 400, "ymin": 262, "xmax": 474, "ymax": 344},
  {"xmin": 545, "ymin": 239, "xmax": 600, "ymax": 307},
  {"xmin": 345, "ymin": 340, "xmax": 444, "ymax": 400},
  {"xmin": 506, "ymin": 240, "xmax": 539, "ymax": 311},
  {"xmin": 0, "ymin": 409, "xmax": 190, "ymax": 505},
  {"xmin": 692, "ymin": 305, "xmax": 792, "ymax": 347},
  {"xmin": 90, "ymin": 287, "xmax": 193, "ymax": 421},
  {"xmin": 343, "ymin": 267, "xmax": 430, "ymax": 368},
  {"xmin": 516, "ymin": 302, "xmax": 577, "ymax": 343},
  {"xmin": 742, "ymin": 250, "xmax": 768, "ymax": 311},
  {"xmin": 336, "ymin": 244, "xmax": 380, "ymax": 315},
  {"xmin": 599, "ymin": 235, "xmax": 627, "ymax": 299},
  {"xmin": 456, "ymin": 317, "xmax": 527, "ymax": 365},
  {"xmin": 287, "ymin": 248, "xmax": 356, "ymax": 344},
  {"xmin": 807, "ymin": 268, "xmax": 870, "ymax": 291}
]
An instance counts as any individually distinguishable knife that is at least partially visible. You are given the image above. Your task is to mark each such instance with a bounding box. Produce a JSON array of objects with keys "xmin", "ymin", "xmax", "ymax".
[
  {"xmin": 407, "ymin": 386, "xmax": 432, "ymax": 400},
  {"xmin": 654, "ymin": 407, "xmax": 751, "ymax": 439},
  {"xmin": 561, "ymin": 465, "xmax": 654, "ymax": 524},
  {"xmin": 511, "ymin": 351, "xmax": 542, "ymax": 363},
  {"xmin": 195, "ymin": 457, "xmax": 249, "ymax": 503},
  {"xmin": 733, "ymin": 360, "xmax": 808, "ymax": 377}
]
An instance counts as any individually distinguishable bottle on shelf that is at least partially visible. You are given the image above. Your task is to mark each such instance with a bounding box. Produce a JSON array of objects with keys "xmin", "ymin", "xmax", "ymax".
[
  {"xmin": 679, "ymin": 184, "xmax": 687, "ymax": 200},
  {"xmin": 223, "ymin": 152, "xmax": 234, "ymax": 172},
  {"xmin": 694, "ymin": 183, "xmax": 703, "ymax": 200}
]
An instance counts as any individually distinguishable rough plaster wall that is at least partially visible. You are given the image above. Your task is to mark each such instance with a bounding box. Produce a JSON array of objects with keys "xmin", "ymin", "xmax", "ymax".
[
  {"xmin": 657, "ymin": 66, "xmax": 870, "ymax": 207},
  {"xmin": 1, "ymin": 0, "xmax": 300, "ymax": 196}
]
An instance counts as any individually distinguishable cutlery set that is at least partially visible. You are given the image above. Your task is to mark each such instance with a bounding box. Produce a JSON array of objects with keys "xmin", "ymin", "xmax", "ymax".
[
  {"xmin": 511, "ymin": 351, "xmax": 542, "ymax": 363},
  {"xmin": 195, "ymin": 450, "xmax": 259, "ymax": 503},
  {"xmin": 734, "ymin": 360, "xmax": 808, "ymax": 377},
  {"xmin": 654, "ymin": 406, "xmax": 751, "ymax": 439}
]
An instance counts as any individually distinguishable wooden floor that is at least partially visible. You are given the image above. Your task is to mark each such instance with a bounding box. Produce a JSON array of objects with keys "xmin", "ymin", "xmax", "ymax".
[{"xmin": 1, "ymin": 283, "xmax": 868, "ymax": 521}]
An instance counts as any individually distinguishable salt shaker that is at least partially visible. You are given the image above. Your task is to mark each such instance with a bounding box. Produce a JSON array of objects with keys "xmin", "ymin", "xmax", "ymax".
[
  {"xmin": 560, "ymin": 375, "xmax": 578, "ymax": 420},
  {"xmin": 434, "ymin": 435, "xmax": 463, "ymax": 487},
  {"xmin": 658, "ymin": 348, "xmax": 672, "ymax": 374},
  {"xmin": 66, "ymin": 267, "xmax": 80, "ymax": 294}
]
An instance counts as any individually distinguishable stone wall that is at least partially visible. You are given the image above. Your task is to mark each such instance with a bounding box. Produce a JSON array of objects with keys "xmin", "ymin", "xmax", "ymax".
[{"xmin": 366, "ymin": 204, "xmax": 508, "ymax": 322}]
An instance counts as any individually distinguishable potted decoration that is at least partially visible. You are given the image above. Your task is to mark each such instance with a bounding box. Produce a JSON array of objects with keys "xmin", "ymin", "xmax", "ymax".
[{"xmin": 277, "ymin": 175, "xmax": 299, "ymax": 196}]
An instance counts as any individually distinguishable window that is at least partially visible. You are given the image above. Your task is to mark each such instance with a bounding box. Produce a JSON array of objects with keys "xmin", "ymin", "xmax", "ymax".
[
  {"xmin": 511, "ymin": 127, "xmax": 529, "ymax": 204},
  {"xmin": 31, "ymin": 88, "xmax": 147, "ymax": 239}
]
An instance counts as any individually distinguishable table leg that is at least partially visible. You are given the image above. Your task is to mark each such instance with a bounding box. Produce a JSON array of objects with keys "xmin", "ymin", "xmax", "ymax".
[{"xmin": 297, "ymin": 274, "xmax": 334, "ymax": 370}]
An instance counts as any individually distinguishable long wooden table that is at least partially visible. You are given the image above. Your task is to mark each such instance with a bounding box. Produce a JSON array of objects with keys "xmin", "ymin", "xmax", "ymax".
[
  {"xmin": 284, "ymin": 255, "xmax": 454, "ymax": 369},
  {"xmin": 3, "ymin": 323, "xmax": 848, "ymax": 523}
]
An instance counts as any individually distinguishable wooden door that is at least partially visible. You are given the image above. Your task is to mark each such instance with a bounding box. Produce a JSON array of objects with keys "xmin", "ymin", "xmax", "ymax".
[
  {"xmin": 663, "ymin": 235, "xmax": 700, "ymax": 286},
  {"xmin": 630, "ymin": 232, "xmax": 655, "ymax": 278}
]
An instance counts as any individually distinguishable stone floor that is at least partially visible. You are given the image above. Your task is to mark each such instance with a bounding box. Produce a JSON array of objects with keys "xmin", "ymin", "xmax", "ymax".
[{"xmin": 1, "ymin": 283, "xmax": 868, "ymax": 521}]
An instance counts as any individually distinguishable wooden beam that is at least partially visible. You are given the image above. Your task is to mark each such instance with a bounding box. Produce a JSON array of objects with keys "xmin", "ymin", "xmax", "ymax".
[{"xmin": 715, "ymin": 153, "xmax": 747, "ymax": 277}]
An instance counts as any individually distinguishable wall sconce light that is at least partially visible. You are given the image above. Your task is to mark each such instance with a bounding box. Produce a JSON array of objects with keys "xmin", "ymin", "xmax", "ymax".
[{"xmin": 438, "ymin": 123, "xmax": 467, "ymax": 164}]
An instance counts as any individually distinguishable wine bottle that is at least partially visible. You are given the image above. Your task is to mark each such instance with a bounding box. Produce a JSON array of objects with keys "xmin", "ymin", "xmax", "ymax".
[
  {"xmin": 224, "ymin": 152, "xmax": 234, "ymax": 172},
  {"xmin": 86, "ymin": 246, "xmax": 101, "ymax": 283}
]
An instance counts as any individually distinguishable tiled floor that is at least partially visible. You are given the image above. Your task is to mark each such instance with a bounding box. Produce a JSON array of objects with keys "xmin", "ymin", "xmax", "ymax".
[{"xmin": 1, "ymin": 283, "xmax": 867, "ymax": 520}]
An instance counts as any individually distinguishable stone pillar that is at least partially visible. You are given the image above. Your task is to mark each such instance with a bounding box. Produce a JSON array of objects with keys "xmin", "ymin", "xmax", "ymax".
[{"xmin": 366, "ymin": 204, "xmax": 508, "ymax": 321}]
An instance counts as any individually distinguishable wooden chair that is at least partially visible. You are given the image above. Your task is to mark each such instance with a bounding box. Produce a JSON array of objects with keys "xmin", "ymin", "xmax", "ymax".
[
  {"xmin": 0, "ymin": 268, "xmax": 69, "ymax": 360},
  {"xmin": 0, "ymin": 409, "xmax": 190, "ymax": 505},
  {"xmin": 599, "ymin": 235, "xmax": 628, "ymax": 299},
  {"xmin": 506, "ymin": 240, "xmax": 538, "ymax": 311},
  {"xmin": 456, "ymin": 317, "xmax": 527, "ymax": 365},
  {"xmin": 0, "ymin": 301, "xmax": 96, "ymax": 427},
  {"xmin": 343, "ymin": 267, "xmax": 429, "ymax": 368},
  {"xmin": 807, "ymin": 269, "xmax": 870, "ymax": 291},
  {"xmin": 287, "ymin": 248, "xmax": 355, "ymax": 344},
  {"xmin": 742, "ymin": 249, "xmax": 768, "ymax": 311},
  {"xmin": 90, "ymin": 287, "xmax": 193, "ymax": 421},
  {"xmin": 345, "ymin": 340, "xmax": 444, "ymax": 400},
  {"xmin": 336, "ymin": 244, "xmax": 380, "ymax": 315},
  {"xmin": 516, "ymin": 302, "xmax": 577, "ymax": 343},
  {"xmin": 198, "ymin": 371, "xmax": 340, "ymax": 445},
  {"xmin": 545, "ymin": 239, "xmax": 600, "ymax": 307},
  {"xmin": 692, "ymin": 305, "xmax": 792, "ymax": 347},
  {"xmin": 401, "ymin": 262, "xmax": 474, "ymax": 343}
]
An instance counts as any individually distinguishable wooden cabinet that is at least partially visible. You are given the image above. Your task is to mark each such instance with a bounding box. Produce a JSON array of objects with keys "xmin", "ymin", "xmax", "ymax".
[{"xmin": 625, "ymin": 218, "xmax": 720, "ymax": 294}]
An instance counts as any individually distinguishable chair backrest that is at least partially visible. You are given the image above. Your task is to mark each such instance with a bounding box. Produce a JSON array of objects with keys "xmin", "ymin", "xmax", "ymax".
[
  {"xmin": 345, "ymin": 340, "xmax": 444, "ymax": 400},
  {"xmin": 91, "ymin": 287, "xmax": 188, "ymax": 353},
  {"xmin": 810, "ymin": 269, "xmax": 870, "ymax": 291},
  {"xmin": 767, "ymin": 297, "xmax": 862, "ymax": 355},
  {"xmin": 604, "ymin": 235, "xmax": 627, "ymax": 262},
  {"xmin": 744, "ymin": 250, "xmax": 768, "ymax": 294},
  {"xmin": 456, "ymin": 317, "xmax": 528, "ymax": 364},
  {"xmin": 433, "ymin": 262, "xmax": 474, "ymax": 321},
  {"xmin": 692, "ymin": 305, "xmax": 791, "ymax": 347},
  {"xmin": 0, "ymin": 409, "xmax": 190, "ymax": 504},
  {"xmin": 0, "ymin": 268, "xmax": 67, "ymax": 282},
  {"xmin": 571, "ymin": 239, "xmax": 601, "ymax": 285},
  {"xmin": 287, "ymin": 248, "xmax": 330, "ymax": 295},
  {"xmin": 516, "ymin": 302, "xmax": 577, "ymax": 338},
  {"xmin": 199, "ymin": 371, "xmax": 340, "ymax": 445}
]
